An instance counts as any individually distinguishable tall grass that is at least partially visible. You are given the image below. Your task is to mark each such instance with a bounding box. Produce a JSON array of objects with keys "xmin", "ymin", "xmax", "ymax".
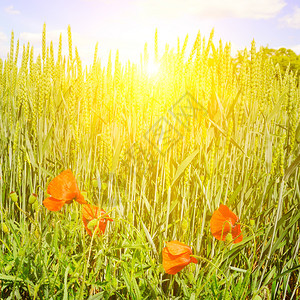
[{"xmin": 0, "ymin": 25, "xmax": 299, "ymax": 299}]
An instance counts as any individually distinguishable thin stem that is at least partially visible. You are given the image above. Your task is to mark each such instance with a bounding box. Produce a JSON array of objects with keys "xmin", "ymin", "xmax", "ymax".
[
  {"xmin": 191, "ymin": 255, "xmax": 227, "ymax": 279},
  {"xmin": 193, "ymin": 254, "xmax": 228, "ymax": 295},
  {"xmin": 78, "ymin": 220, "xmax": 100, "ymax": 299}
]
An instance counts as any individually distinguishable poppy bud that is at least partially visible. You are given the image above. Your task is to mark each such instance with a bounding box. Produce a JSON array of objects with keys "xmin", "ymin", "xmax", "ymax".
[
  {"xmin": 4, "ymin": 264, "xmax": 12, "ymax": 273},
  {"xmin": 128, "ymin": 212, "xmax": 133, "ymax": 223},
  {"xmin": 28, "ymin": 193, "xmax": 37, "ymax": 204},
  {"xmin": 182, "ymin": 219, "xmax": 189, "ymax": 232},
  {"xmin": 87, "ymin": 219, "xmax": 98, "ymax": 231},
  {"xmin": 225, "ymin": 233, "xmax": 233, "ymax": 243},
  {"xmin": 71, "ymin": 211, "xmax": 78, "ymax": 221},
  {"xmin": 1, "ymin": 223, "xmax": 9, "ymax": 233},
  {"xmin": 32, "ymin": 200, "xmax": 39, "ymax": 211},
  {"xmin": 18, "ymin": 248, "xmax": 25, "ymax": 257},
  {"xmin": 45, "ymin": 232, "xmax": 52, "ymax": 245},
  {"xmin": 250, "ymin": 219, "xmax": 255, "ymax": 227},
  {"xmin": 9, "ymin": 191, "xmax": 18, "ymax": 203},
  {"xmin": 92, "ymin": 178, "xmax": 98, "ymax": 188}
]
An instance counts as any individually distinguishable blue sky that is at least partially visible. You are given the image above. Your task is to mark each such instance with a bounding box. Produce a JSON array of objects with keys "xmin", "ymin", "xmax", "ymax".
[{"xmin": 0, "ymin": 0, "xmax": 300, "ymax": 65}]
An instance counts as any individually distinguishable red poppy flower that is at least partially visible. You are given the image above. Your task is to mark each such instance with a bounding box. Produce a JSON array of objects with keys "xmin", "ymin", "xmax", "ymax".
[
  {"xmin": 210, "ymin": 204, "xmax": 243, "ymax": 243},
  {"xmin": 82, "ymin": 204, "xmax": 113, "ymax": 236},
  {"xmin": 43, "ymin": 169, "xmax": 87, "ymax": 211},
  {"xmin": 162, "ymin": 241, "xmax": 198, "ymax": 275}
]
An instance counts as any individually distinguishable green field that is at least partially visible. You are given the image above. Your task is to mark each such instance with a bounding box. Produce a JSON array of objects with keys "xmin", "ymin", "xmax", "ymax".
[{"xmin": 0, "ymin": 26, "xmax": 300, "ymax": 299}]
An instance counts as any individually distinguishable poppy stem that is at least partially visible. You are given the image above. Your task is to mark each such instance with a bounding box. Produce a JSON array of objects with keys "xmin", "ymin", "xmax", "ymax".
[
  {"xmin": 79, "ymin": 222, "xmax": 98, "ymax": 299},
  {"xmin": 191, "ymin": 254, "xmax": 228, "ymax": 294},
  {"xmin": 220, "ymin": 220, "xmax": 233, "ymax": 241},
  {"xmin": 14, "ymin": 202, "xmax": 41, "ymax": 234},
  {"xmin": 190, "ymin": 255, "xmax": 226, "ymax": 278},
  {"xmin": 236, "ymin": 222, "xmax": 257, "ymax": 299},
  {"xmin": 238, "ymin": 222, "xmax": 257, "ymax": 269},
  {"xmin": 0, "ymin": 238, "xmax": 12, "ymax": 254},
  {"xmin": 98, "ymin": 207, "xmax": 115, "ymax": 221}
]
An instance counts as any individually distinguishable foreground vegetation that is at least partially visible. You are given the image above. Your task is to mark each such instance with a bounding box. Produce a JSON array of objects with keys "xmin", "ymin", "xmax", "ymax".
[{"xmin": 0, "ymin": 25, "xmax": 300, "ymax": 299}]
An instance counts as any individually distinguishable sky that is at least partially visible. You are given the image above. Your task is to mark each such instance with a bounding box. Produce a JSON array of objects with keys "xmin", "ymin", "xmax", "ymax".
[{"xmin": 0, "ymin": 0, "xmax": 300, "ymax": 66}]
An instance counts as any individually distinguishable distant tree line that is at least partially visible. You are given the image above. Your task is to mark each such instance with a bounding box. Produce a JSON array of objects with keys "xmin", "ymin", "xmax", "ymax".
[
  {"xmin": 262, "ymin": 47, "xmax": 300, "ymax": 76},
  {"xmin": 234, "ymin": 46, "xmax": 300, "ymax": 79}
]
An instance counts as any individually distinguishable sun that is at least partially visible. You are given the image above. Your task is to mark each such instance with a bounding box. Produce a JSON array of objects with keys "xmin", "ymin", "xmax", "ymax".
[{"xmin": 146, "ymin": 61, "xmax": 160, "ymax": 77}]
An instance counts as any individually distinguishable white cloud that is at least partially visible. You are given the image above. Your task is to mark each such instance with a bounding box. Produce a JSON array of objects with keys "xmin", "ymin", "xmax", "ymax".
[
  {"xmin": 5, "ymin": 5, "xmax": 20, "ymax": 15},
  {"xmin": 138, "ymin": 0, "xmax": 286, "ymax": 20},
  {"xmin": 280, "ymin": 6, "xmax": 300, "ymax": 28},
  {"xmin": 290, "ymin": 44, "xmax": 300, "ymax": 54},
  {"xmin": 0, "ymin": 32, "xmax": 9, "ymax": 59}
]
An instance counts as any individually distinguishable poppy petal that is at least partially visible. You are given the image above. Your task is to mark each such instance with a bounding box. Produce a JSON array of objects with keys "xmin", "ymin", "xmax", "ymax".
[
  {"xmin": 162, "ymin": 248, "xmax": 191, "ymax": 274},
  {"xmin": 162, "ymin": 241, "xmax": 197, "ymax": 275},
  {"xmin": 191, "ymin": 256, "xmax": 198, "ymax": 264},
  {"xmin": 232, "ymin": 224, "xmax": 243, "ymax": 243},
  {"xmin": 97, "ymin": 221, "xmax": 108, "ymax": 234},
  {"xmin": 43, "ymin": 197, "xmax": 65, "ymax": 211},
  {"xmin": 210, "ymin": 205, "xmax": 243, "ymax": 243},
  {"xmin": 99, "ymin": 209, "xmax": 113, "ymax": 222},
  {"xmin": 82, "ymin": 204, "xmax": 96, "ymax": 220},
  {"xmin": 166, "ymin": 240, "xmax": 192, "ymax": 256},
  {"xmin": 82, "ymin": 204, "xmax": 112, "ymax": 236},
  {"xmin": 210, "ymin": 210, "xmax": 232, "ymax": 241},
  {"xmin": 76, "ymin": 193, "xmax": 87, "ymax": 204},
  {"xmin": 47, "ymin": 169, "xmax": 79, "ymax": 201},
  {"xmin": 164, "ymin": 264, "xmax": 189, "ymax": 275},
  {"xmin": 218, "ymin": 204, "xmax": 238, "ymax": 223},
  {"xmin": 84, "ymin": 224, "xmax": 93, "ymax": 236}
]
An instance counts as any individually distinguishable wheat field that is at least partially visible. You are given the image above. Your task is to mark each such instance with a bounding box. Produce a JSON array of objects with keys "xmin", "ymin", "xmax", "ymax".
[{"xmin": 0, "ymin": 24, "xmax": 299, "ymax": 299}]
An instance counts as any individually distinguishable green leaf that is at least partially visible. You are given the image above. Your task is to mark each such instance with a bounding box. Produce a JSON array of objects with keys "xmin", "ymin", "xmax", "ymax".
[
  {"xmin": 63, "ymin": 266, "xmax": 70, "ymax": 300},
  {"xmin": 228, "ymin": 266, "xmax": 247, "ymax": 273},
  {"xmin": 141, "ymin": 221, "xmax": 158, "ymax": 258},
  {"xmin": 284, "ymin": 154, "xmax": 300, "ymax": 181},
  {"xmin": 42, "ymin": 123, "xmax": 54, "ymax": 156},
  {"xmin": 265, "ymin": 127, "xmax": 272, "ymax": 173},
  {"xmin": 24, "ymin": 132, "xmax": 38, "ymax": 168},
  {"xmin": 172, "ymin": 150, "xmax": 198, "ymax": 186},
  {"xmin": 272, "ymin": 265, "xmax": 300, "ymax": 281},
  {"xmin": 261, "ymin": 267, "xmax": 276, "ymax": 287},
  {"xmin": 267, "ymin": 90, "xmax": 287, "ymax": 122},
  {"xmin": 295, "ymin": 121, "xmax": 300, "ymax": 143},
  {"xmin": 207, "ymin": 118, "xmax": 246, "ymax": 155},
  {"xmin": 0, "ymin": 274, "xmax": 22, "ymax": 281},
  {"xmin": 228, "ymin": 182, "xmax": 243, "ymax": 205},
  {"xmin": 110, "ymin": 138, "xmax": 122, "ymax": 175},
  {"xmin": 226, "ymin": 89, "xmax": 241, "ymax": 118},
  {"xmin": 88, "ymin": 293, "xmax": 105, "ymax": 300}
]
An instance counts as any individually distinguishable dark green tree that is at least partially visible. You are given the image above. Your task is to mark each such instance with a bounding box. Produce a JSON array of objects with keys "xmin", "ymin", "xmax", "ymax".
[{"xmin": 262, "ymin": 47, "xmax": 300, "ymax": 76}]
